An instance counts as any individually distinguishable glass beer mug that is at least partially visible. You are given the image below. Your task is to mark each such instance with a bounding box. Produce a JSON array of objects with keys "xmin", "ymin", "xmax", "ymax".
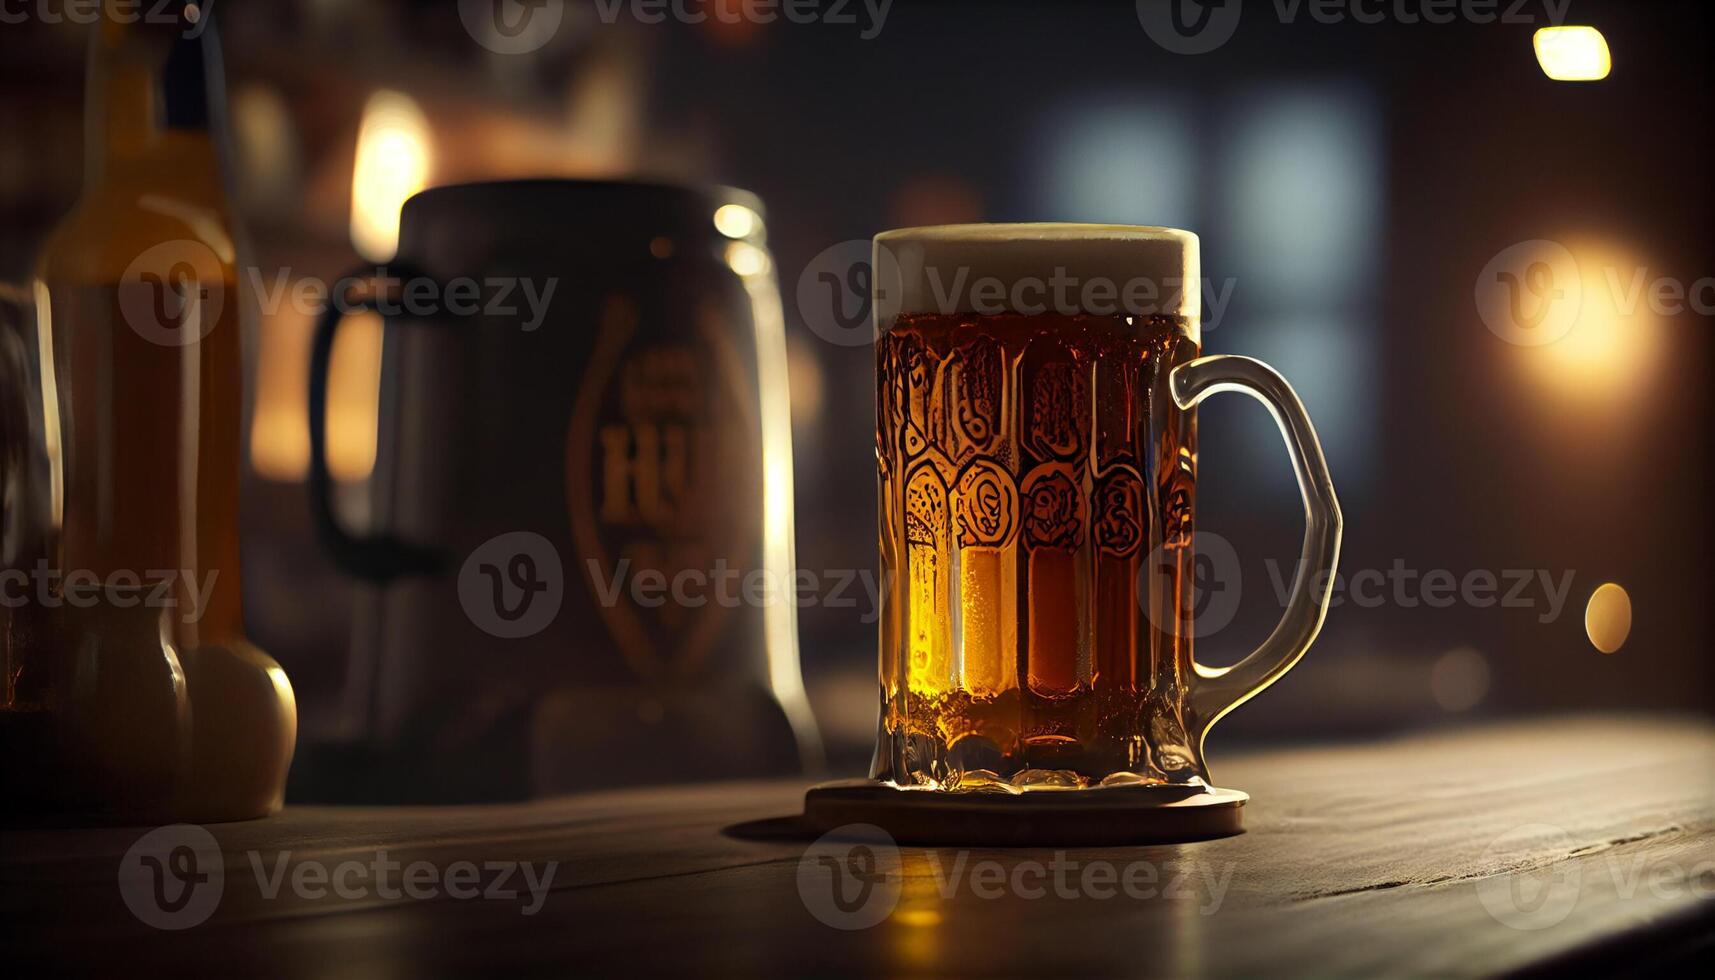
[{"xmin": 870, "ymin": 225, "xmax": 1341, "ymax": 791}]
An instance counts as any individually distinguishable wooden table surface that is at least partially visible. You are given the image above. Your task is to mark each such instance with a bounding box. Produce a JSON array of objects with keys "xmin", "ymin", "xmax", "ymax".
[{"xmin": 6, "ymin": 714, "xmax": 1714, "ymax": 978}]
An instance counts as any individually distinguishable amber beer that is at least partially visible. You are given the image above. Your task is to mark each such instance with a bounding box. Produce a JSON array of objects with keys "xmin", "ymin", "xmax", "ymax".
[
  {"xmin": 871, "ymin": 225, "xmax": 1344, "ymax": 793},
  {"xmin": 877, "ymin": 307, "xmax": 1204, "ymax": 787},
  {"xmin": 868, "ymin": 224, "xmax": 1205, "ymax": 792},
  {"xmin": 36, "ymin": 2, "xmax": 245, "ymax": 648}
]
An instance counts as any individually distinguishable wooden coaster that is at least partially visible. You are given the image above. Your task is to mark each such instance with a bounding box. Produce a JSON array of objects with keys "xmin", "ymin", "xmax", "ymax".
[{"xmin": 802, "ymin": 779, "xmax": 1247, "ymax": 847}]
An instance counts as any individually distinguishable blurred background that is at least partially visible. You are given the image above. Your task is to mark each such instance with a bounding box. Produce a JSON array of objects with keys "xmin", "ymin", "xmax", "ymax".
[{"xmin": 2, "ymin": 0, "xmax": 1710, "ymax": 783}]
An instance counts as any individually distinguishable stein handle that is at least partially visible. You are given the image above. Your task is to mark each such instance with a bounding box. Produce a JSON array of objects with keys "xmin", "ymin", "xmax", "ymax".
[
  {"xmin": 309, "ymin": 265, "xmax": 446, "ymax": 581},
  {"xmin": 1169, "ymin": 354, "xmax": 1343, "ymax": 741}
]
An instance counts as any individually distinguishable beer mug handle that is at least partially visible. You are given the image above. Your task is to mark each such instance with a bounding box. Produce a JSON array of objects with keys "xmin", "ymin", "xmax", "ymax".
[
  {"xmin": 1169, "ymin": 354, "xmax": 1343, "ymax": 740},
  {"xmin": 308, "ymin": 265, "xmax": 446, "ymax": 581}
]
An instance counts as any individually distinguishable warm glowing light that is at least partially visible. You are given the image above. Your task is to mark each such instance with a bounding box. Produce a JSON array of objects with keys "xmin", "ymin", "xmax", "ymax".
[
  {"xmin": 713, "ymin": 203, "xmax": 761, "ymax": 239},
  {"xmin": 249, "ymin": 300, "xmax": 382, "ymax": 482},
  {"xmin": 1585, "ymin": 583, "xmax": 1632, "ymax": 654},
  {"xmin": 725, "ymin": 241, "xmax": 769, "ymax": 278},
  {"xmin": 1534, "ymin": 26, "xmax": 1611, "ymax": 81},
  {"xmin": 891, "ymin": 858, "xmax": 945, "ymax": 967},
  {"xmin": 324, "ymin": 313, "xmax": 385, "ymax": 482},
  {"xmin": 30, "ymin": 280, "xmax": 62, "ymax": 530},
  {"xmin": 350, "ymin": 91, "xmax": 431, "ymax": 262},
  {"xmin": 734, "ymin": 247, "xmax": 822, "ymax": 769},
  {"xmin": 892, "ymin": 906, "xmax": 943, "ymax": 928},
  {"xmin": 231, "ymin": 85, "xmax": 297, "ymax": 203},
  {"xmin": 1513, "ymin": 238, "xmax": 1662, "ymax": 404},
  {"xmin": 249, "ymin": 303, "xmax": 311, "ymax": 481},
  {"xmin": 784, "ymin": 332, "xmax": 824, "ymax": 426}
]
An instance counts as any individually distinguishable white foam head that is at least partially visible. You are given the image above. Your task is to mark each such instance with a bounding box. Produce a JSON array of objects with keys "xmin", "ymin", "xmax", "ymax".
[{"xmin": 873, "ymin": 223, "xmax": 1200, "ymax": 338}]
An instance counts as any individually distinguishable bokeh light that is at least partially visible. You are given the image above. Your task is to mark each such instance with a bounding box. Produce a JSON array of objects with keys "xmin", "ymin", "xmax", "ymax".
[
  {"xmin": 1510, "ymin": 238, "xmax": 1664, "ymax": 406},
  {"xmin": 350, "ymin": 90, "xmax": 432, "ymax": 262},
  {"xmin": 1430, "ymin": 647, "xmax": 1491, "ymax": 712},
  {"xmin": 1585, "ymin": 583, "xmax": 1632, "ymax": 654},
  {"xmin": 1534, "ymin": 27, "xmax": 1612, "ymax": 82},
  {"xmin": 714, "ymin": 203, "xmax": 761, "ymax": 240}
]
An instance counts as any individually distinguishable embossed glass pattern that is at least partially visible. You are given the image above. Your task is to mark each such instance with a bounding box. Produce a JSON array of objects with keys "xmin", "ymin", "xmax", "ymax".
[
  {"xmin": 869, "ymin": 224, "xmax": 1343, "ymax": 793},
  {"xmin": 873, "ymin": 312, "xmax": 1200, "ymax": 790}
]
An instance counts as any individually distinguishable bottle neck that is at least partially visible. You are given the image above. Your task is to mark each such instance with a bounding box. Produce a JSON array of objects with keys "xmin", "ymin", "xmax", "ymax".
[{"xmin": 82, "ymin": 2, "xmax": 227, "ymax": 199}]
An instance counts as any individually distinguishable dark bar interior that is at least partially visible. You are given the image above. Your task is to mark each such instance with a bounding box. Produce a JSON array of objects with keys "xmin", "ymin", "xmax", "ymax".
[{"xmin": 2, "ymin": 1, "xmax": 1711, "ymax": 976}]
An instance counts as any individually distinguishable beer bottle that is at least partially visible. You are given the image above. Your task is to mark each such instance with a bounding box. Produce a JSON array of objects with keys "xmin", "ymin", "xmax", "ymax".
[{"xmin": 27, "ymin": 0, "xmax": 295, "ymax": 821}]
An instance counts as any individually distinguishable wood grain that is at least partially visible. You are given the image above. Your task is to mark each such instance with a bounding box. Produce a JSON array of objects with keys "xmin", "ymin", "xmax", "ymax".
[{"xmin": 4, "ymin": 714, "xmax": 1712, "ymax": 977}]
